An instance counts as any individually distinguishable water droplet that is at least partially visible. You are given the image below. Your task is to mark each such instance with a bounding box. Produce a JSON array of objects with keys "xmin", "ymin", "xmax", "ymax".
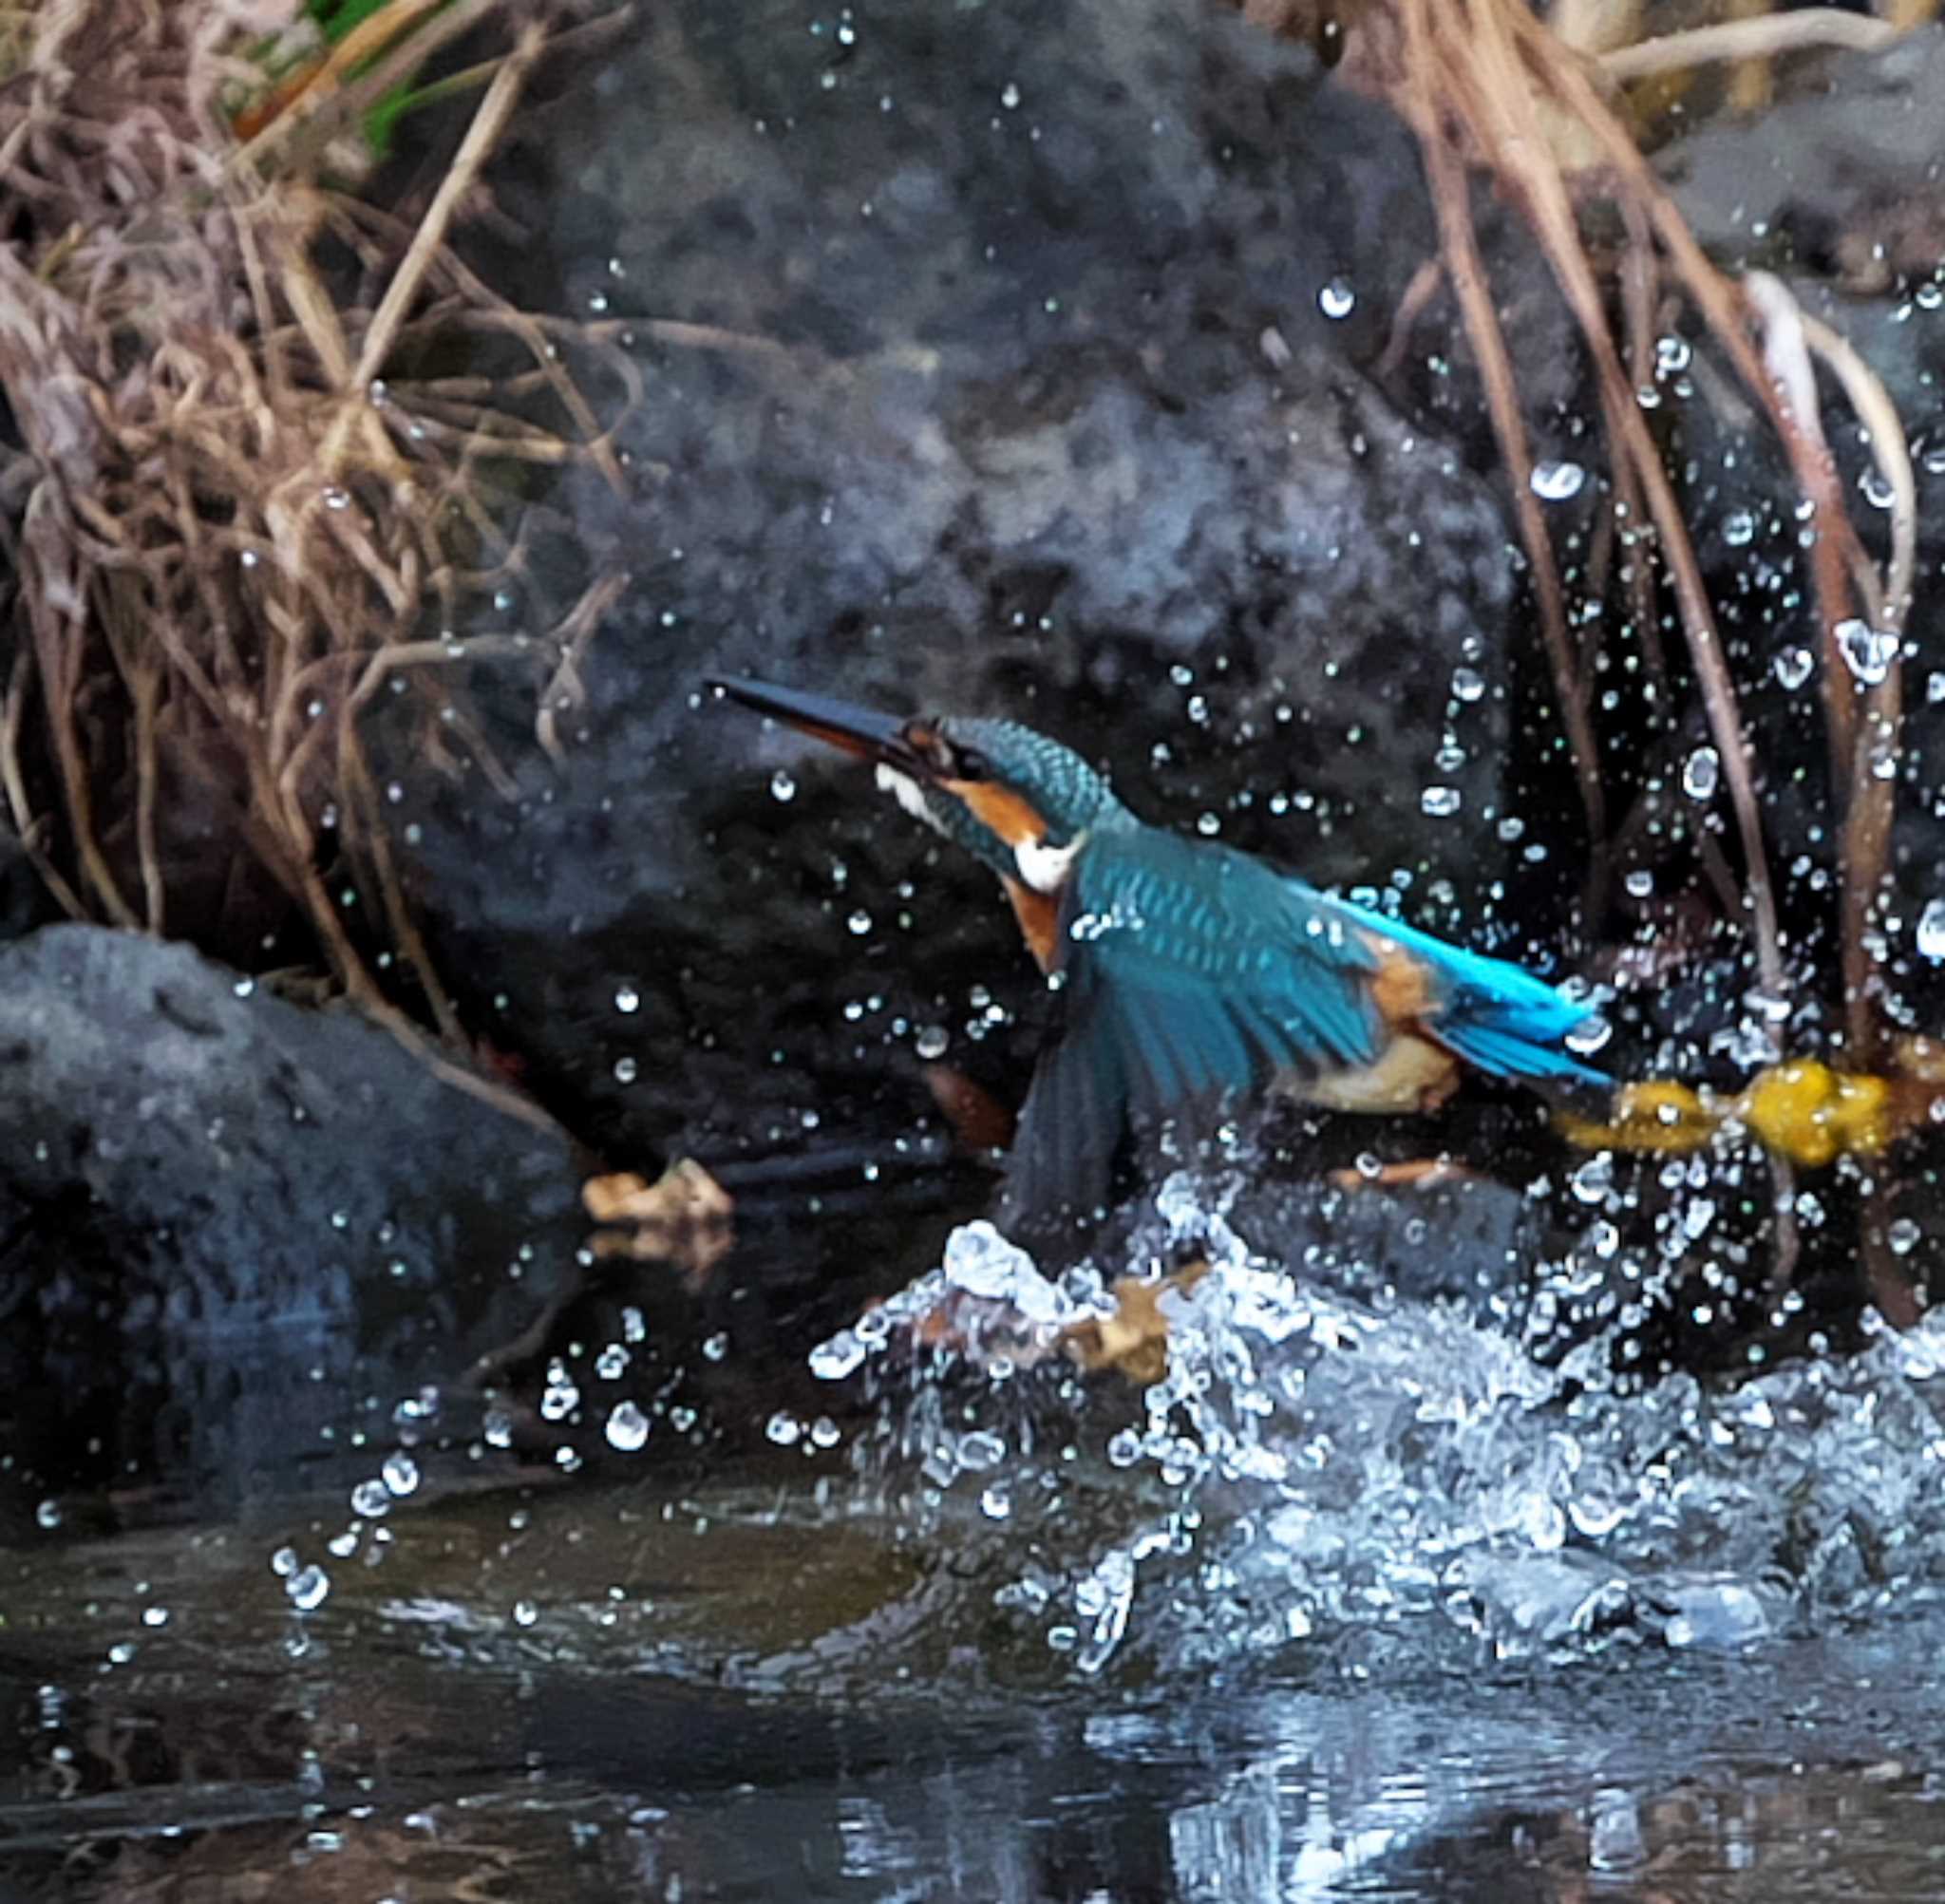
[
  {"xmin": 286, "ymin": 1564, "xmax": 330, "ymax": 1612},
  {"xmin": 847, "ymin": 910, "xmax": 873, "ymax": 935},
  {"xmin": 540, "ymin": 1363, "xmax": 580, "ymax": 1421},
  {"xmin": 1589, "ymin": 1788, "xmax": 1648, "ymax": 1872},
  {"xmin": 1859, "ymin": 467, "xmax": 1897, "ymax": 511},
  {"xmin": 322, "ymin": 485, "xmax": 350, "ymax": 511},
  {"xmin": 614, "ymin": 985, "xmax": 640, "ymax": 1014},
  {"xmin": 1654, "ymin": 334, "xmax": 1692, "ymax": 376},
  {"xmin": 1773, "ymin": 647, "xmax": 1814, "ymax": 691},
  {"xmin": 1918, "ymin": 899, "xmax": 1945, "ymax": 960},
  {"xmin": 382, "ymin": 1452, "xmax": 419, "ymax": 1497},
  {"xmin": 766, "ymin": 1411, "xmax": 803, "ymax": 1446},
  {"xmin": 998, "ymin": 80, "xmax": 1021, "ymax": 109},
  {"xmin": 1836, "ymin": 618, "xmax": 1898, "ymax": 687},
  {"xmin": 1572, "ymin": 1154, "xmax": 1614, "ymax": 1204},
  {"xmin": 613, "ymin": 1056, "xmax": 638, "ymax": 1084},
  {"xmin": 513, "ymin": 1599, "xmax": 538, "ymax": 1628},
  {"xmin": 809, "ymin": 1329, "xmax": 867, "ymax": 1380},
  {"xmin": 350, "ymin": 1479, "xmax": 389, "ymax": 1518},
  {"xmin": 1722, "ymin": 508, "xmax": 1757, "ymax": 547},
  {"xmin": 1530, "ymin": 459, "xmax": 1586, "ymax": 501},
  {"xmin": 1450, "ymin": 666, "xmax": 1485, "ymax": 703},
  {"xmin": 1682, "ymin": 747, "xmax": 1720, "ymax": 800},
  {"xmin": 34, "ymin": 1499, "xmax": 60, "ymax": 1531},
  {"xmin": 769, "ymin": 770, "xmax": 797, "ymax": 803},
  {"xmin": 1420, "ymin": 785, "xmax": 1462, "ymax": 818},
  {"xmin": 1887, "ymin": 1217, "xmax": 1922, "ymax": 1257},
  {"xmin": 1317, "ymin": 276, "xmax": 1355, "ymax": 319},
  {"xmin": 1566, "ymin": 1015, "xmax": 1613, "ymax": 1055},
  {"xmin": 605, "ymin": 1402, "xmax": 650, "ymax": 1451},
  {"xmin": 915, "ymin": 1024, "xmax": 949, "ymax": 1060},
  {"xmin": 1624, "ymin": 870, "xmax": 1653, "ymax": 898}
]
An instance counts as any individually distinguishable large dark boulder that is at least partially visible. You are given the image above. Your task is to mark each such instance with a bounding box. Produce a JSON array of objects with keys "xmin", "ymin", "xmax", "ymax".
[
  {"xmin": 383, "ymin": 0, "xmax": 1558, "ymax": 1234},
  {"xmin": 0, "ymin": 925, "xmax": 583, "ymax": 1521}
]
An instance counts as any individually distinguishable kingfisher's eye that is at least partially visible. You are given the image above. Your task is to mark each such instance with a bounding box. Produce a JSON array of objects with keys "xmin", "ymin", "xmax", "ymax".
[{"xmin": 953, "ymin": 748, "xmax": 991, "ymax": 782}]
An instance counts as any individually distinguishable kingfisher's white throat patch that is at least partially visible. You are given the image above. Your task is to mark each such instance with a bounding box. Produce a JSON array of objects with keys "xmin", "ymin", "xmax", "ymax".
[
  {"xmin": 875, "ymin": 763, "xmax": 945, "ymax": 835},
  {"xmin": 1014, "ymin": 830, "xmax": 1086, "ymax": 895}
]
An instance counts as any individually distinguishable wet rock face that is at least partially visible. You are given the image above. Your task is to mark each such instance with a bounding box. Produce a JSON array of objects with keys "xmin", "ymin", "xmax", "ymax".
[
  {"xmin": 0, "ymin": 926, "xmax": 582, "ymax": 1517},
  {"xmin": 397, "ymin": 0, "xmax": 1542, "ymax": 1196}
]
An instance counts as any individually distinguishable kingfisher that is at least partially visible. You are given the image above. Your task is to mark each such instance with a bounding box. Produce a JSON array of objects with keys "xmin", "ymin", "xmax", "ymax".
[{"xmin": 708, "ymin": 676, "xmax": 1611, "ymax": 1228}]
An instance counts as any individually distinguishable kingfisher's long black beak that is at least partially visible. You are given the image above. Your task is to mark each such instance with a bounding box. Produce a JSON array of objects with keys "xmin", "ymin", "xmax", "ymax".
[{"xmin": 706, "ymin": 675, "xmax": 932, "ymax": 777}]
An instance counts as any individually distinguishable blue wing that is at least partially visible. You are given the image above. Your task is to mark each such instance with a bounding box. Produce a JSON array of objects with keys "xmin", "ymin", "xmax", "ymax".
[{"xmin": 1003, "ymin": 827, "xmax": 1391, "ymax": 1224}]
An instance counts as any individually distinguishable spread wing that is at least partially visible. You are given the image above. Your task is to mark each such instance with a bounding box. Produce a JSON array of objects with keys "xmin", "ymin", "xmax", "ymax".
[{"xmin": 1001, "ymin": 827, "xmax": 1388, "ymax": 1228}]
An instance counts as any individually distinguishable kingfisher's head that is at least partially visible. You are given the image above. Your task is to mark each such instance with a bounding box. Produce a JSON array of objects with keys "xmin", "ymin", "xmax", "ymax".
[{"xmin": 708, "ymin": 676, "xmax": 1126, "ymax": 893}]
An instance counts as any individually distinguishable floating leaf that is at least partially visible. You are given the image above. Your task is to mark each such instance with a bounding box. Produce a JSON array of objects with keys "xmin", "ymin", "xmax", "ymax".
[
  {"xmin": 1062, "ymin": 1261, "xmax": 1210, "ymax": 1386},
  {"xmin": 583, "ymin": 1159, "xmax": 735, "ymax": 1290}
]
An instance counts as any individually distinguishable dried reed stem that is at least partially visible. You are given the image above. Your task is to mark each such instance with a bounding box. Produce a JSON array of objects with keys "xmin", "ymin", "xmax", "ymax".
[
  {"xmin": 1600, "ymin": 8, "xmax": 1899, "ymax": 83},
  {"xmin": 1398, "ymin": 12, "xmax": 1610, "ymax": 915}
]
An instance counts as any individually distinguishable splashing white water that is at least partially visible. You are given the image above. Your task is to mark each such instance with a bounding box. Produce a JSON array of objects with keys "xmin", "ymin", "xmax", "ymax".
[{"xmin": 814, "ymin": 1178, "xmax": 1945, "ymax": 1673}]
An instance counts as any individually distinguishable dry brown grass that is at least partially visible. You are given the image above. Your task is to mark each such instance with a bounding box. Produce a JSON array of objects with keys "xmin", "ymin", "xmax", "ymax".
[{"xmin": 0, "ymin": 0, "xmax": 637, "ymax": 1117}]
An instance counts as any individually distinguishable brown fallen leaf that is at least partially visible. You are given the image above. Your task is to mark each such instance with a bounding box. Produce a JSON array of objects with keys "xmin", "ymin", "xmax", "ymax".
[
  {"xmin": 1061, "ymin": 1260, "xmax": 1211, "ymax": 1386},
  {"xmin": 582, "ymin": 1159, "xmax": 734, "ymax": 1291}
]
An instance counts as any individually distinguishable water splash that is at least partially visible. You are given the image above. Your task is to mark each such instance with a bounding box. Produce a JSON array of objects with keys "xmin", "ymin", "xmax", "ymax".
[{"xmin": 813, "ymin": 1180, "xmax": 1945, "ymax": 1676}]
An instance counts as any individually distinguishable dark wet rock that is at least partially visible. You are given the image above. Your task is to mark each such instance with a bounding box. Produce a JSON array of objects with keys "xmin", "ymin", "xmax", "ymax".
[
  {"xmin": 1665, "ymin": 27, "xmax": 1945, "ymax": 285},
  {"xmin": 0, "ymin": 826, "xmax": 56, "ymax": 945},
  {"xmin": 1216, "ymin": 1169, "xmax": 1546, "ymax": 1322},
  {"xmin": 0, "ymin": 925, "xmax": 583, "ymax": 1518},
  {"xmin": 379, "ymin": 0, "xmax": 1558, "ymax": 1251}
]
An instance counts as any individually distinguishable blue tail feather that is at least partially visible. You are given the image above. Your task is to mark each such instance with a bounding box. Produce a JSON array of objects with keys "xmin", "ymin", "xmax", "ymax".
[
  {"xmin": 1331, "ymin": 896, "xmax": 1608, "ymax": 1090},
  {"xmin": 1434, "ymin": 1017, "xmax": 1606, "ymax": 1089}
]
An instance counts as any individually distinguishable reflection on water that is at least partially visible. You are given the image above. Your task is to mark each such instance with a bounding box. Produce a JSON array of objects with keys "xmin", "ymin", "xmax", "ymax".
[{"xmin": 8, "ymin": 1501, "xmax": 1945, "ymax": 1904}]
